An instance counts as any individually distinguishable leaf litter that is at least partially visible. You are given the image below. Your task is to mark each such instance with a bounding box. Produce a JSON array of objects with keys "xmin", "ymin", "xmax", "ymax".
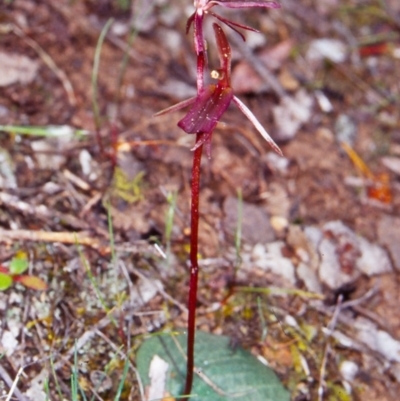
[{"xmin": 0, "ymin": 0, "xmax": 400, "ymax": 400}]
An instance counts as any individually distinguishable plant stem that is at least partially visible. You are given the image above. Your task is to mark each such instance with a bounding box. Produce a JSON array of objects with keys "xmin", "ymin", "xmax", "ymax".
[
  {"xmin": 194, "ymin": 12, "xmax": 205, "ymax": 92},
  {"xmin": 183, "ymin": 135, "xmax": 203, "ymax": 398}
]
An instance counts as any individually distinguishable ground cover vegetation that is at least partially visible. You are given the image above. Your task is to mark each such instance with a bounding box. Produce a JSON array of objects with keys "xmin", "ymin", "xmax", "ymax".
[{"xmin": 1, "ymin": 0, "xmax": 400, "ymax": 400}]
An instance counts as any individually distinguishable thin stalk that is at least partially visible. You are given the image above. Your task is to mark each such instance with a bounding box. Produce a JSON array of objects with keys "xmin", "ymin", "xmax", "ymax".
[
  {"xmin": 106, "ymin": 200, "xmax": 117, "ymax": 267},
  {"xmin": 234, "ymin": 188, "xmax": 243, "ymax": 275},
  {"xmin": 194, "ymin": 14, "xmax": 206, "ymax": 92},
  {"xmin": 91, "ymin": 18, "xmax": 114, "ymax": 153},
  {"xmin": 183, "ymin": 136, "xmax": 204, "ymax": 398}
]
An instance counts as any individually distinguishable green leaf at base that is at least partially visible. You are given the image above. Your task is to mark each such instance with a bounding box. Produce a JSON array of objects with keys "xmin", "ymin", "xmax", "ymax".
[
  {"xmin": 0, "ymin": 273, "xmax": 13, "ymax": 291},
  {"xmin": 136, "ymin": 330, "xmax": 290, "ymax": 401},
  {"xmin": 9, "ymin": 254, "xmax": 29, "ymax": 275}
]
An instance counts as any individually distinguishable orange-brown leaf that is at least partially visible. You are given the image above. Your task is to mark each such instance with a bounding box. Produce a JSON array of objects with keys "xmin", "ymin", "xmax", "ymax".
[{"xmin": 14, "ymin": 275, "xmax": 48, "ymax": 291}]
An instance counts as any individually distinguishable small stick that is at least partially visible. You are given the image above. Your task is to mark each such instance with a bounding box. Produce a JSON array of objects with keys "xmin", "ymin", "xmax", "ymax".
[
  {"xmin": 0, "ymin": 228, "xmax": 108, "ymax": 252},
  {"xmin": 0, "ymin": 365, "xmax": 28, "ymax": 401}
]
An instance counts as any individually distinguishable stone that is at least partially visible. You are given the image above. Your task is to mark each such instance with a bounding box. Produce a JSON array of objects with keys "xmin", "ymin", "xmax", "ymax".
[
  {"xmin": 223, "ymin": 197, "xmax": 275, "ymax": 246},
  {"xmin": 377, "ymin": 214, "xmax": 400, "ymax": 272}
]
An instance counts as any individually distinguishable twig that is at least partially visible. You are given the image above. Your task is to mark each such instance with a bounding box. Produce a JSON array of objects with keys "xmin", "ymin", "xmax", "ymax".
[
  {"xmin": 80, "ymin": 192, "xmax": 103, "ymax": 217},
  {"xmin": 0, "ymin": 226, "xmax": 163, "ymax": 258},
  {"xmin": 0, "ymin": 228, "xmax": 108, "ymax": 253},
  {"xmin": 62, "ymin": 169, "xmax": 91, "ymax": 191},
  {"xmin": 0, "ymin": 364, "xmax": 29, "ymax": 401}
]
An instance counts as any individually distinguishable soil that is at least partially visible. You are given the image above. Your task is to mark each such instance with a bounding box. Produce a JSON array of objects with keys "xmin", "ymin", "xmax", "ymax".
[{"xmin": 0, "ymin": 0, "xmax": 400, "ymax": 400}]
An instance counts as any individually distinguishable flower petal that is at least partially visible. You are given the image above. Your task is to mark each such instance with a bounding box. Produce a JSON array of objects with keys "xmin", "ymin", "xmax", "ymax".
[
  {"xmin": 154, "ymin": 97, "xmax": 197, "ymax": 117},
  {"xmin": 233, "ymin": 96, "xmax": 282, "ymax": 155},
  {"xmin": 213, "ymin": 23, "xmax": 231, "ymax": 81},
  {"xmin": 178, "ymin": 85, "xmax": 234, "ymax": 134},
  {"xmin": 211, "ymin": 0, "xmax": 281, "ymax": 9}
]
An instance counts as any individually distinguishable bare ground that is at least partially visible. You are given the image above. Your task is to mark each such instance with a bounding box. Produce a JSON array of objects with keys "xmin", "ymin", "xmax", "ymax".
[{"xmin": 1, "ymin": 0, "xmax": 400, "ymax": 400}]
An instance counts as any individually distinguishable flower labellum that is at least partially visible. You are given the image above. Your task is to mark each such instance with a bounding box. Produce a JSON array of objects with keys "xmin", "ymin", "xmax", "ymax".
[
  {"xmin": 155, "ymin": 23, "xmax": 282, "ymax": 156},
  {"xmin": 178, "ymin": 85, "xmax": 234, "ymax": 134}
]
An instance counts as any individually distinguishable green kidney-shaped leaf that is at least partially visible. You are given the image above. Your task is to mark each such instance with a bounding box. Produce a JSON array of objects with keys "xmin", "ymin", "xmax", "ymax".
[
  {"xmin": 9, "ymin": 255, "xmax": 29, "ymax": 275},
  {"xmin": 0, "ymin": 273, "xmax": 13, "ymax": 291},
  {"xmin": 136, "ymin": 331, "xmax": 290, "ymax": 401}
]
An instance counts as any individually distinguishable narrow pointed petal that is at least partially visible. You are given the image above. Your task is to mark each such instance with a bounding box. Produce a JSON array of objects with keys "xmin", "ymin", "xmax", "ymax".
[
  {"xmin": 210, "ymin": 0, "xmax": 281, "ymax": 9},
  {"xmin": 186, "ymin": 12, "xmax": 195, "ymax": 34},
  {"xmin": 233, "ymin": 96, "xmax": 282, "ymax": 155},
  {"xmin": 194, "ymin": 12, "xmax": 206, "ymax": 55},
  {"xmin": 154, "ymin": 97, "xmax": 197, "ymax": 117},
  {"xmin": 191, "ymin": 131, "xmax": 212, "ymax": 151},
  {"xmin": 213, "ymin": 23, "xmax": 232, "ymax": 83},
  {"xmin": 178, "ymin": 85, "xmax": 234, "ymax": 134},
  {"xmin": 194, "ymin": 13, "xmax": 207, "ymax": 91},
  {"xmin": 213, "ymin": 23, "xmax": 231, "ymax": 80},
  {"xmin": 210, "ymin": 11, "xmax": 260, "ymax": 39}
]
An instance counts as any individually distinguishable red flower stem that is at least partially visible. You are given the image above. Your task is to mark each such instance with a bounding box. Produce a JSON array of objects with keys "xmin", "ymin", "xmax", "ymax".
[
  {"xmin": 183, "ymin": 135, "xmax": 203, "ymax": 398},
  {"xmin": 197, "ymin": 51, "xmax": 205, "ymax": 93},
  {"xmin": 110, "ymin": 122, "xmax": 119, "ymax": 169},
  {"xmin": 194, "ymin": 13, "xmax": 205, "ymax": 92}
]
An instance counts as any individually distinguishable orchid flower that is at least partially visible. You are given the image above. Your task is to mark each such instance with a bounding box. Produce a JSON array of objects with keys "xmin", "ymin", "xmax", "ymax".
[
  {"xmin": 155, "ymin": 23, "xmax": 281, "ymax": 157},
  {"xmin": 158, "ymin": 4, "xmax": 281, "ymax": 398},
  {"xmin": 187, "ymin": 0, "xmax": 281, "ymax": 91}
]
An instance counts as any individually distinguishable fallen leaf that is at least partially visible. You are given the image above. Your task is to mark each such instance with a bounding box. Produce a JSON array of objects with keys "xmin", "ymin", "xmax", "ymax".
[{"xmin": 14, "ymin": 275, "xmax": 48, "ymax": 291}]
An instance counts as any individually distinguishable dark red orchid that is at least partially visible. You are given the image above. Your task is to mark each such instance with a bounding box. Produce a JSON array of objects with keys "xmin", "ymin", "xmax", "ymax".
[
  {"xmin": 156, "ymin": 26, "xmax": 282, "ymax": 399},
  {"xmin": 156, "ymin": 23, "xmax": 281, "ymax": 157},
  {"xmin": 187, "ymin": 0, "xmax": 281, "ymax": 91},
  {"xmin": 154, "ymin": 3, "xmax": 281, "ymax": 398}
]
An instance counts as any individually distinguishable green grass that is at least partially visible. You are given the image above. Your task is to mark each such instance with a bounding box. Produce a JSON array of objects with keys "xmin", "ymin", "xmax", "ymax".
[{"xmin": 0, "ymin": 125, "xmax": 88, "ymax": 138}]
